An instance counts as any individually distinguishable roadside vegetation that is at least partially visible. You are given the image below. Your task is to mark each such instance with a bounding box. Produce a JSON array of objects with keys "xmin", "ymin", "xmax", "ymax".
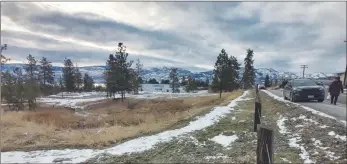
[
  {"xmin": 88, "ymin": 90, "xmax": 346, "ymax": 163},
  {"xmin": 1, "ymin": 91, "xmax": 242, "ymax": 152}
]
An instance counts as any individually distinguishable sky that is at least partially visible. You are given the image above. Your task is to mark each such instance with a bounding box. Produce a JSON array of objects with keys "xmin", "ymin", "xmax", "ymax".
[{"xmin": 1, "ymin": 2, "xmax": 346, "ymax": 73}]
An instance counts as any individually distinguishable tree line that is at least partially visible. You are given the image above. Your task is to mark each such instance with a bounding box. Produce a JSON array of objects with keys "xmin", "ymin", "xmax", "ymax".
[
  {"xmin": 1, "ymin": 42, "xmax": 257, "ymax": 110},
  {"xmin": 211, "ymin": 48, "xmax": 256, "ymax": 98},
  {"xmin": 1, "ymin": 55, "xmax": 95, "ymax": 111}
]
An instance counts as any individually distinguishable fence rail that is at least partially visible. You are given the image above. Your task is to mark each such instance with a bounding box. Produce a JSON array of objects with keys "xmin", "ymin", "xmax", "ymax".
[{"xmin": 254, "ymin": 84, "xmax": 274, "ymax": 164}]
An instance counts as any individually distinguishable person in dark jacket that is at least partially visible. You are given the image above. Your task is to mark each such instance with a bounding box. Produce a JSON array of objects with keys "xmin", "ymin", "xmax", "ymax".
[{"xmin": 329, "ymin": 76, "xmax": 344, "ymax": 105}]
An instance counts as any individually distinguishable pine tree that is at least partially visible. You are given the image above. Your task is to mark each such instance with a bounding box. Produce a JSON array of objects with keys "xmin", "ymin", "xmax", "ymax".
[
  {"xmin": 83, "ymin": 73, "xmax": 94, "ymax": 91},
  {"xmin": 13, "ymin": 68, "xmax": 25, "ymax": 111},
  {"xmin": 169, "ymin": 68, "xmax": 180, "ymax": 93},
  {"xmin": 59, "ymin": 76, "xmax": 64, "ymax": 97},
  {"xmin": 148, "ymin": 78, "xmax": 159, "ymax": 84},
  {"xmin": 264, "ymin": 74, "xmax": 270, "ymax": 88},
  {"xmin": 229, "ymin": 55, "xmax": 241, "ymax": 91},
  {"xmin": 212, "ymin": 49, "xmax": 232, "ymax": 98},
  {"xmin": 74, "ymin": 64, "xmax": 83, "ymax": 92},
  {"xmin": 181, "ymin": 76, "xmax": 187, "ymax": 86},
  {"xmin": 242, "ymin": 49, "xmax": 256, "ymax": 89},
  {"xmin": 114, "ymin": 43, "xmax": 133, "ymax": 101},
  {"xmin": 63, "ymin": 58, "xmax": 76, "ymax": 92},
  {"xmin": 104, "ymin": 43, "xmax": 133, "ymax": 101},
  {"xmin": 134, "ymin": 58, "xmax": 143, "ymax": 94},
  {"xmin": 105, "ymin": 54, "xmax": 117, "ymax": 99},
  {"xmin": 24, "ymin": 54, "xmax": 40, "ymax": 111},
  {"xmin": 39, "ymin": 57, "xmax": 55, "ymax": 95},
  {"xmin": 185, "ymin": 75, "xmax": 197, "ymax": 92},
  {"xmin": 1, "ymin": 70, "xmax": 18, "ymax": 111}
]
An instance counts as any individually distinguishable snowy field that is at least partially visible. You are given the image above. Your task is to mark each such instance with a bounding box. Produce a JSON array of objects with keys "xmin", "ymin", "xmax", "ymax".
[
  {"xmin": 1, "ymin": 91, "xmax": 249, "ymax": 163},
  {"xmin": 39, "ymin": 89, "xmax": 216, "ymax": 110}
]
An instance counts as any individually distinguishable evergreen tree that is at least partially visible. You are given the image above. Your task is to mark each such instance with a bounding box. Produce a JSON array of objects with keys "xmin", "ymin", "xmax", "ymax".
[
  {"xmin": 59, "ymin": 76, "xmax": 64, "ymax": 97},
  {"xmin": 1, "ymin": 70, "xmax": 18, "ymax": 111},
  {"xmin": 104, "ymin": 43, "xmax": 133, "ymax": 101},
  {"xmin": 24, "ymin": 54, "xmax": 40, "ymax": 111},
  {"xmin": 169, "ymin": 68, "xmax": 180, "ymax": 93},
  {"xmin": 242, "ymin": 49, "xmax": 256, "ymax": 89},
  {"xmin": 230, "ymin": 55, "xmax": 241, "ymax": 90},
  {"xmin": 83, "ymin": 73, "xmax": 94, "ymax": 91},
  {"xmin": 149, "ymin": 78, "xmax": 159, "ymax": 84},
  {"xmin": 264, "ymin": 74, "xmax": 270, "ymax": 88},
  {"xmin": 181, "ymin": 76, "xmax": 187, "ymax": 86},
  {"xmin": 62, "ymin": 58, "xmax": 76, "ymax": 92},
  {"xmin": 211, "ymin": 49, "xmax": 233, "ymax": 98},
  {"xmin": 13, "ymin": 68, "xmax": 25, "ymax": 111},
  {"xmin": 105, "ymin": 54, "xmax": 117, "ymax": 99},
  {"xmin": 114, "ymin": 43, "xmax": 133, "ymax": 101},
  {"xmin": 161, "ymin": 79, "xmax": 170, "ymax": 84},
  {"xmin": 133, "ymin": 58, "xmax": 143, "ymax": 94},
  {"xmin": 185, "ymin": 75, "xmax": 197, "ymax": 92},
  {"xmin": 39, "ymin": 57, "xmax": 55, "ymax": 95},
  {"xmin": 74, "ymin": 64, "xmax": 83, "ymax": 92}
]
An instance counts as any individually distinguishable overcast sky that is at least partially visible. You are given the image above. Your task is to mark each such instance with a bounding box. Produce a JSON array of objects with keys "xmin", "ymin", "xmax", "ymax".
[{"xmin": 1, "ymin": 2, "xmax": 346, "ymax": 73}]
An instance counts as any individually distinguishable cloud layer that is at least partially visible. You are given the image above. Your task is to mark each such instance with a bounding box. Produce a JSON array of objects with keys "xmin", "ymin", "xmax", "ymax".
[{"xmin": 1, "ymin": 2, "xmax": 346, "ymax": 73}]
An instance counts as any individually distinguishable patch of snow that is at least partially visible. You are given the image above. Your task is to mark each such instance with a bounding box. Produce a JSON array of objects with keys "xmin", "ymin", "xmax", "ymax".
[
  {"xmin": 277, "ymin": 116, "xmax": 288, "ymax": 134},
  {"xmin": 311, "ymin": 138, "xmax": 339, "ymax": 160},
  {"xmin": 328, "ymin": 131, "xmax": 346, "ymax": 141},
  {"xmin": 288, "ymin": 137, "xmax": 313, "ymax": 163},
  {"xmin": 262, "ymin": 90, "xmax": 345, "ymax": 126},
  {"xmin": 319, "ymin": 125, "xmax": 329, "ymax": 128},
  {"xmin": 205, "ymin": 153, "xmax": 229, "ymax": 160},
  {"xmin": 210, "ymin": 134, "xmax": 238, "ymax": 148},
  {"xmin": 281, "ymin": 157, "xmax": 292, "ymax": 163},
  {"xmin": 1, "ymin": 91, "xmax": 250, "ymax": 163},
  {"xmin": 328, "ymin": 131, "xmax": 336, "ymax": 136},
  {"xmin": 231, "ymin": 117, "xmax": 236, "ymax": 120},
  {"xmin": 295, "ymin": 125, "xmax": 305, "ymax": 128}
]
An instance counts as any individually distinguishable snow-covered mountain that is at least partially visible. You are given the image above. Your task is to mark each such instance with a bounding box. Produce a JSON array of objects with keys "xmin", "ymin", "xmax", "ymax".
[{"xmin": 1, "ymin": 63, "xmax": 312, "ymax": 84}]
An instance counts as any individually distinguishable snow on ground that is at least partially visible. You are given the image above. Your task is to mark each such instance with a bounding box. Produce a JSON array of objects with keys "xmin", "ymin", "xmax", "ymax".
[
  {"xmin": 262, "ymin": 90, "xmax": 346, "ymax": 126},
  {"xmin": 210, "ymin": 134, "xmax": 238, "ymax": 148},
  {"xmin": 277, "ymin": 115, "xmax": 288, "ymax": 134},
  {"xmin": 1, "ymin": 91, "xmax": 250, "ymax": 163},
  {"xmin": 311, "ymin": 138, "xmax": 340, "ymax": 160},
  {"xmin": 39, "ymin": 90, "xmax": 216, "ymax": 110},
  {"xmin": 288, "ymin": 137, "xmax": 313, "ymax": 163},
  {"xmin": 205, "ymin": 153, "xmax": 229, "ymax": 160},
  {"xmin": 277, "ymin": 115, "xmax": 312, "ymax": 163},
  {"xmin": 281, "ymin": 158, "xmax": 292, "ymax": 163},
  {"xmin": 328, "ymin": 131, "xmax": 347, "ymax": 141}
]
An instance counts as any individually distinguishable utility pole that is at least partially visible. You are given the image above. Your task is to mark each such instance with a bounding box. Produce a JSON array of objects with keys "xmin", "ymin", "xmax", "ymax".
[{"xmin": 300, "ymin": 65, "xmax": 308, "ymax": 78}]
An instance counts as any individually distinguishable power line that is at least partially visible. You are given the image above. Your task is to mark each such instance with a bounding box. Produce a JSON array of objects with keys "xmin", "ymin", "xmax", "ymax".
[{"xmin": 300, "ymin": 65, "xmax": 308, "ymax": 78}]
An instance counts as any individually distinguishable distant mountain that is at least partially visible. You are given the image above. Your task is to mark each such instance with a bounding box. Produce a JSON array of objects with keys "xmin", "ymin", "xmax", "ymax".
[{"xmin": 2, "ymin": 63, "xmax": 316, "ymax": 84}]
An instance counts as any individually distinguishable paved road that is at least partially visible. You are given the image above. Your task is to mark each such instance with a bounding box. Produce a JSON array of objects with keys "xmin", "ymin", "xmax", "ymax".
[{"xmin": 267, "ymin": 89, "xmax": 346, "ymax": 122}]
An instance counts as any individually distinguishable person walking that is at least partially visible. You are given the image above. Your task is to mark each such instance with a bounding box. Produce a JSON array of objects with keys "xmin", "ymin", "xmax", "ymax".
[{"xmin": 328, "ymin": 76, "xmax": 344, "ymax": 105}]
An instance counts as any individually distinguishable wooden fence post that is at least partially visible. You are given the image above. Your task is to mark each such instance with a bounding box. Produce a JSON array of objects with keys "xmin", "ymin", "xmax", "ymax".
[
  {"xmin": 257, "ymin": 126, "xmax": 274, "ymax": 164},
  {"xmin": 254, "ymin": 105, "xmax": 261, "ymax": 132}
]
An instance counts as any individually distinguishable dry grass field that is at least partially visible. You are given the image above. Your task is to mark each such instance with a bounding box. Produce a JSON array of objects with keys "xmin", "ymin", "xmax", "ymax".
[{"xmin": 1, "ymin": 90, "xmax": 242, "ymax": 152}]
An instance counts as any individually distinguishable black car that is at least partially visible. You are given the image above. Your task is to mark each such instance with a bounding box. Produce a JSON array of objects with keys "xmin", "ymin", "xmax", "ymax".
[{"xmin": 283, "ymin": 79, "xmax": 325, "ymax": 102}]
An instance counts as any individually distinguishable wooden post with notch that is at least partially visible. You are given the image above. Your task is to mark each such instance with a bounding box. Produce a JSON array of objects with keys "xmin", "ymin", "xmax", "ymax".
[
  {"xmin": 257, "ymin": 126, "xmax": 274, "ymax": 164},
  {"xmin": 254, "ymin": 84, "xmax": 262, "ymax": 132}
]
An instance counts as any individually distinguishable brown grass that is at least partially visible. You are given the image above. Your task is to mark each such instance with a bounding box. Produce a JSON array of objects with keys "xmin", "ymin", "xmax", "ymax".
[{"xmin": 1, "ymin": 90, "xmax": 242, "ymax": 152}]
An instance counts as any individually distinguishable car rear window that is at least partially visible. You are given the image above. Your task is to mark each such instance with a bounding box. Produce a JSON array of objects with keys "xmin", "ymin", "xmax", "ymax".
[{"xmin": 293, "ymin": 80, "xmax": 317, "ymax": 86}]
